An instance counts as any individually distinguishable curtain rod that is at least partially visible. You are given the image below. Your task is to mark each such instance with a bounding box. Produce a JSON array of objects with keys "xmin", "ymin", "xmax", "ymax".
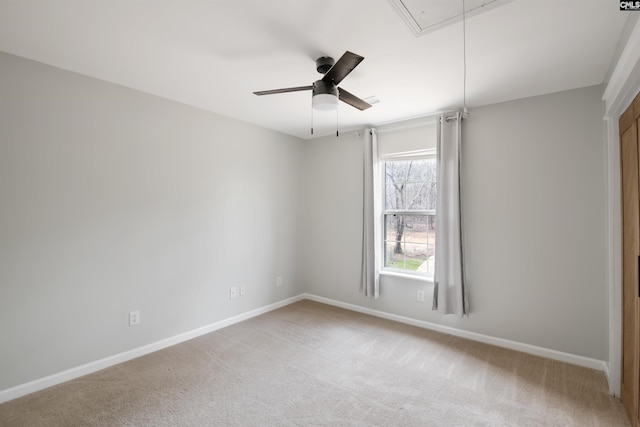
[{"xmin": 444, "ymin": 111, "xmax": 470, "ymax": 122}]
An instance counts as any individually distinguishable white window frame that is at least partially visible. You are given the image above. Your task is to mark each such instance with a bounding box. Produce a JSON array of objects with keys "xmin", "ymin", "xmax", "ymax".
[{"xmin": 379, "ymin": 148, "xmax": 437, "ymax": 282}]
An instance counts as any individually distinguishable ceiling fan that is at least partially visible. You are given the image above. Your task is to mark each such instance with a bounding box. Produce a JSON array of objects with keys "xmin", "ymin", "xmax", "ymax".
[{"xmin": 253, "ymin": 51, "xmax": 372, "ymax": 111}]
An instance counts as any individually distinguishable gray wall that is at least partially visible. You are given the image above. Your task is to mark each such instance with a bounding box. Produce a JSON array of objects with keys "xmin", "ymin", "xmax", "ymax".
[
  {"xmin": 300, "ymin": 85, "xmax": 607, "ymax": 361},
  {"xmin": 0, "ymin": 52, "xmax": 302, "ymax": 390}
]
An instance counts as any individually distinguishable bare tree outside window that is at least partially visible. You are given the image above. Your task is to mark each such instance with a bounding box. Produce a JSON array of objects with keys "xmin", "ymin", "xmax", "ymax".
[{"xmin": 383, "ymin": 158, "xmax": 436, "ymax": 274}]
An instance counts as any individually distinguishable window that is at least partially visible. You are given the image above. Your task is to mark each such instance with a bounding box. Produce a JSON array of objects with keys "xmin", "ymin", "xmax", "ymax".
[{"xmin": 382, "ymin": 153, "xmax": 436, "ymax": 278}]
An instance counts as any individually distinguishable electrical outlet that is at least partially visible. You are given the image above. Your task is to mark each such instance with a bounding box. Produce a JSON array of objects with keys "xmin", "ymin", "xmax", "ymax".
[
  {"xmin": 276, "ymin": 276, "xmax": 283, "ymax": 287},
  {"xmin": 129, "ymin": 310, "xmax": 140, "ymax": 326},
  {"xmin": 417, "ymin": 290, "xmax": 425, "ymax": 302},
  {"xmin": 229, "ymin": 287, "xmax": 238, "ymax": 299},
  {"xmin": 240, "ymin": 286, "xmax": 246, "ymax": 296}
]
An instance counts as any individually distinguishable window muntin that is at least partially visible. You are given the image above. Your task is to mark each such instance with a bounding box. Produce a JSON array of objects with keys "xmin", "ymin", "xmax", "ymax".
[{"xmin": 382, "ymin": 157, "xmax": 436, "ymax": 277}]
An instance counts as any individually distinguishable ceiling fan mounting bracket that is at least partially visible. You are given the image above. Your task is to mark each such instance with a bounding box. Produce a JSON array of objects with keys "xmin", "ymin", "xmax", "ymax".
[{"xmin": 316, "ymin": 56, "xmax": 335, "ymax": 74}]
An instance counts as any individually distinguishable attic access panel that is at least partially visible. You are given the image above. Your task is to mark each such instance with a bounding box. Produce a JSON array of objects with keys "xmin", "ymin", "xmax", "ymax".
[{"xmin": 388, "ymin": 0, "xmax": 513, "ymax": 37}]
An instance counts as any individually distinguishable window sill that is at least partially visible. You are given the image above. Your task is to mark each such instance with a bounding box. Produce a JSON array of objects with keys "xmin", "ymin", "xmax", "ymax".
[{"xmin": 379, "ymin": 270, "xmax": 434, "ymax": 284}]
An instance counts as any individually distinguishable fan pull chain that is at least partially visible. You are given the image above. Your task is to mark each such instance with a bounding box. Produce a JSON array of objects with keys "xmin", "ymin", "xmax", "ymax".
[{"xmin": 336, "ymin": 102, "xmax": 339, "ymax": 137}]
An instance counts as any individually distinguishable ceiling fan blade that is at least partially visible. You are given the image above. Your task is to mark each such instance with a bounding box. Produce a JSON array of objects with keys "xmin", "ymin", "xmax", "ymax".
[
  {"xmin": 253, "ymin": 85, "xmax": 313, "ymax": 96},
  {"xmin": 338, "ymin": 87, "xmax": 372, "ymax": 111},
  {"xmin": 322, "ymin": 51, "xmax": 364, "ymax": 85}
]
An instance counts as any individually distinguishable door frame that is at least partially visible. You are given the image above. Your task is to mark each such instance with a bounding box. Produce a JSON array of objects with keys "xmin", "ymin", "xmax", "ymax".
[{"xmin": 604, "ymin": 17, "xmax": 640, "ymax": 397}]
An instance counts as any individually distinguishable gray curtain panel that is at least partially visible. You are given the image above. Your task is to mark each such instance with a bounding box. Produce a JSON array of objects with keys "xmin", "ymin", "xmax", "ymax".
[
  {"xmin": 360, "ymin": 128, "xmax": 380, "ymax": 298},
  {"xmin": 433, "ymin": 113, "xmax": 468, "ymax": 316}
]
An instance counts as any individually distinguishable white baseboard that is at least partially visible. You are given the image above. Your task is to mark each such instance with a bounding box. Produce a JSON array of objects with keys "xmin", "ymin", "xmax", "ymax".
[
  {"xmin": 603, "ymin": 362, "xmax": 613, "ymax": 396},
  {"xmin": 1, "ymin": 292, "xmax": 608, "ymax": 404},
  {"xmin": 302, "ymin": 293, "xmax": 608, "ymax": 373},
  {"xmin": 0, "ymin": 294, "xmax": 305, "ymax": 404}
]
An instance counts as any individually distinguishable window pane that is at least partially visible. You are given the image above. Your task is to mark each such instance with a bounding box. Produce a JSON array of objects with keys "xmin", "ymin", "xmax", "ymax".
[
  {"xmin": 385, "ymin": 161, "xmax": 407, "ymax": 210},
  {"xmin": 426, "ymin": 214, "xmax": 436, "ymax": 274},
  {"xmin": 385, "ymin": 184, "xmax": 399, "ymax": 210},
  {"xmin": 385, "ymin": 213, "xmax": 398, "ymax": 234},
  {"xmin": 406, "ymin": 159, "xmax": 427, "ymax": 181},
  {"xmin": 385, "ymin": 241, "xmax": 401, "ymax": 269},
  {"xmin": 384, "ymin": 213, "xmax": 431, "ymax": 273},
  {"xmin": 382, "ymin": 157, "xmax": 436, "ymax": 277},
  {"xmin": 427, "ymin": 180, "xmax": 437, "ymax": 210},
  {"xmin": 426, "ymin": 158, "xmax": 437, "ymax": 210},
  {"xmin": 406, "ymin": 182, "xmax": 428, "ymax": 210},
  {"xmin": 384, "ymin": 159, "xmax": 437, "ymax": 211},
  {"xmin": 384, "ymin": 214, "xmax": 402, "ymax": 265},
  {"xmin": 403, "ymin": 214, "xmax": 427, "ymax": 242}
]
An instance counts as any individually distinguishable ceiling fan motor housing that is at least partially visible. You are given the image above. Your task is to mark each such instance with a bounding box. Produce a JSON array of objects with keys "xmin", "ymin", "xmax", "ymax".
[
  {"xmin": 313, "ymin": 80, "xmax": 338, "ymax": 97},
  {"xmin": 316, "ymin": 56, "xmax": 335, "ymax": 74}
]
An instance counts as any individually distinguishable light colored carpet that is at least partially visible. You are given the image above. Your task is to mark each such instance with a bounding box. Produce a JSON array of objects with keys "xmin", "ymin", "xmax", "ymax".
[{"xmin": 0, "ymin": 300, "xmax": 630, "ymax": 426}]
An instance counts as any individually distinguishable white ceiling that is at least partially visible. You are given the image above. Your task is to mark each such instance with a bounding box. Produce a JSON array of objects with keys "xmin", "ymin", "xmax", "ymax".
[{"xmin": 0, "ymin": 0, "xmax": 629, "ymax": 140}]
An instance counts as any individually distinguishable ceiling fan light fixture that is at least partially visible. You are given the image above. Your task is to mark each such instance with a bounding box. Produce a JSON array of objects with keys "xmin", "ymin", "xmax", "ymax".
[
  {"xmin": 312, "ymin": 93, "xmax": 338, "ymax": 111},
  {"xmin": 312, "ymin": 80, "xmax": 339, "ymax": 111}
]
